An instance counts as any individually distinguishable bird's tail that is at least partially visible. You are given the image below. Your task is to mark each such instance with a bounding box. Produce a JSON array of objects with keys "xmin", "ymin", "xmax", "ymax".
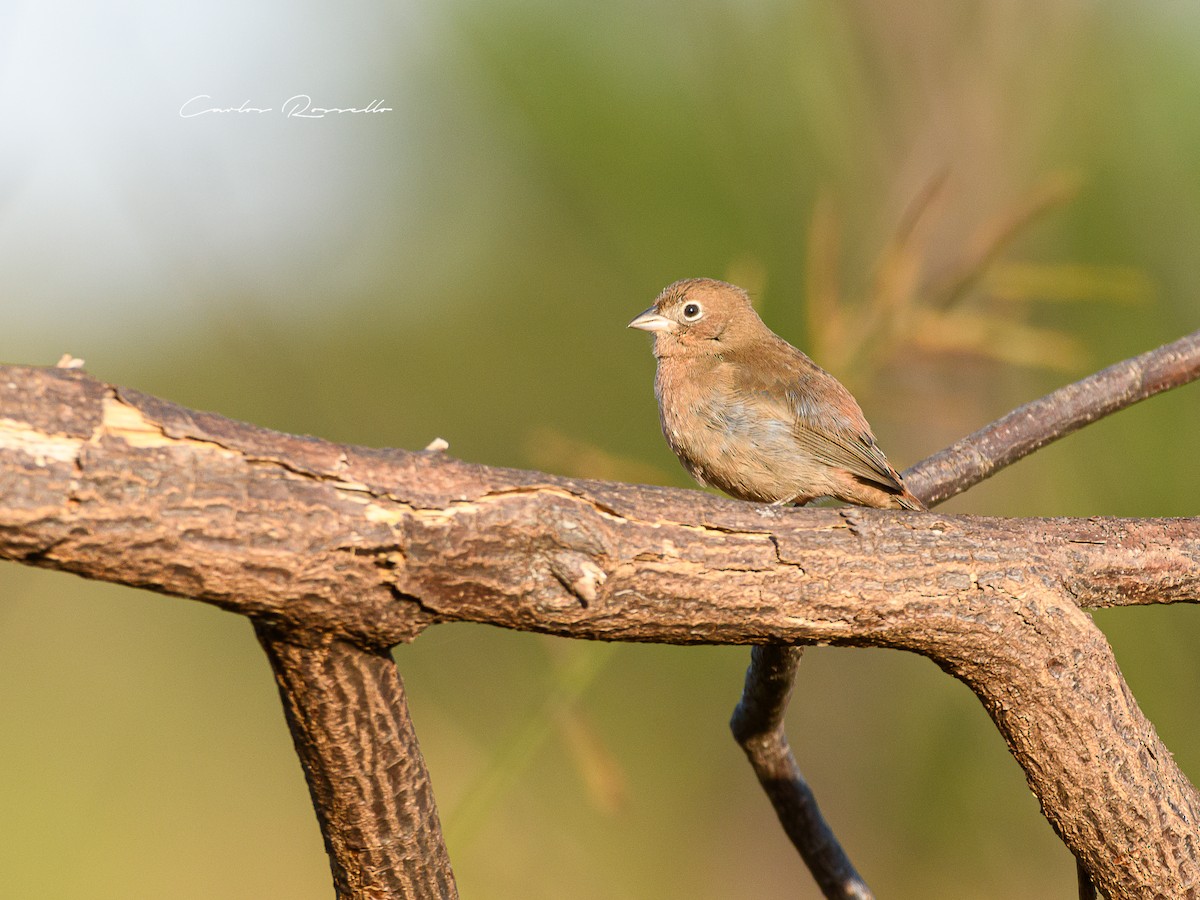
[{"xmin": 894, "ymin": 486, "xmax": 926, "ymax": 511}]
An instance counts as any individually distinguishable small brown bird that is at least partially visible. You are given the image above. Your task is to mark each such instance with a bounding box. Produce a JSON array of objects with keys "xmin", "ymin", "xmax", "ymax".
[{"xmin": 629, "ymin": 278, "xmax": 924, "ymax": 510}]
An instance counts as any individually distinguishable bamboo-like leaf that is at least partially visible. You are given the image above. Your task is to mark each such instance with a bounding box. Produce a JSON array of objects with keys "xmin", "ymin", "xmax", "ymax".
[
  {"xmin": 525, "ymin": 426, "xmax": 671, "ymax": 484},
  {"xmin": 804, "ymin": 193, "xmax": 845, "ymax": 366},
  {"xmin": 557, "ymin": 707, "xmax": 629, "ymax": 815},
  {"xmin": 929, "ymin": 172, "xmax": 1082, "ymax": 309},
  {"xmin": 911, "ymin": 309, "xmax": 1088, "ymax": 371},
  {"xmin": 986, "ymin": 262, "xmax": 1154, "ymax": 305}
]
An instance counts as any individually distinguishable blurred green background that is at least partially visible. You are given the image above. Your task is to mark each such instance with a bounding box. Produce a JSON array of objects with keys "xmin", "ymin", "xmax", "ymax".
[{"xmin": 2, "ymin": 1, "xmax": 1198, "ymax": 897}]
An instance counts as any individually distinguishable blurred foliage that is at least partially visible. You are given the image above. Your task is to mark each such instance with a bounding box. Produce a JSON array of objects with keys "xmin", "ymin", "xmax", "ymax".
[{"xmin": 2, "ymin": 1, "xmax": 1200, "ymax": 898}]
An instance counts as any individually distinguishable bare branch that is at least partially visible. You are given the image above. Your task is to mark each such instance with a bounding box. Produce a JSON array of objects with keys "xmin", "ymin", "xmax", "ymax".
[
  {"xmin": 905, "ymin": 328, "xmax": 1200, "ymax": 505},
  {"xmin": 734, "ymin": 328, "xmax": 1200, "ymax": 895},
  {"xmin": 730, "ymin": 646, "xmax": 873, "ymax": 900}
]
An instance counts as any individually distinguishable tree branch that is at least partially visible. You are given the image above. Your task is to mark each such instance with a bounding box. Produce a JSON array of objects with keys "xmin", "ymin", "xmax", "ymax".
[
  {"xmin": 730, "ymin": 646, "xmax": 872, "ymax": 900},
  {"xmin": 734, "ymin": 328, "xmax": 1200, "ymax": 897},
  {"xmin": 1, "ymin": 362, "xmax": 1198, "ymax": 897},
  {"xmin": 257, "ymin": 624, "xmax": 457, "ymax": 899},
  {"xmin": 905, "ymin": 328, "xmax": 1200, "ymax": 504}
]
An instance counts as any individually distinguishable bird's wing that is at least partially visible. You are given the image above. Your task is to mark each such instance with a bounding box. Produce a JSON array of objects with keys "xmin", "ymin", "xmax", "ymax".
[
  {"xmin": 728, "ymin": 346, "xmax": 906, "ymax": 492},
  {"xmin": 788, "ymin": 403, "xmax": 906, "ymax": 491}
]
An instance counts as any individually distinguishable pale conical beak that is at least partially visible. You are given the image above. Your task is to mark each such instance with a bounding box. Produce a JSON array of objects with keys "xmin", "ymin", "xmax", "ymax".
[{"xmin": 628, "ymin": 306, "xmax": 675, "ymax": 332}]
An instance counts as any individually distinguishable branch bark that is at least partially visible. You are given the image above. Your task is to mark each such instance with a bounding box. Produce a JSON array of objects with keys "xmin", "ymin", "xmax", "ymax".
[
  {"xmin": 257, "ymin": 625, "xmax": 457, "ymax": 899},
  {"xmin": 1, "ymin": 362, "xmax": 1198, "ymax": 897}
]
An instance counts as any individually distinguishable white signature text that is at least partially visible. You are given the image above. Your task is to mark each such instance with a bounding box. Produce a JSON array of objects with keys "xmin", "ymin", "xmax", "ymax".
[{"xmin": 179, "ymin": 95, "xmax": 393, "ymax": 119}]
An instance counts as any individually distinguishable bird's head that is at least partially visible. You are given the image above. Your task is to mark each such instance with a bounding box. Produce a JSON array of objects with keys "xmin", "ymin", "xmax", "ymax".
[{"xmin": 628, "ymin": 278, "xmax": 767, "ymax": 358}]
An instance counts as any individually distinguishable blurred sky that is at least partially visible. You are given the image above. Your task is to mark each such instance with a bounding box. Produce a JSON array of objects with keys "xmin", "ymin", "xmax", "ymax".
[
  {"xmin": 0, "ymin": 0, "xmax": 430, "ymax": 334},
  {"xmin": 2, "ymin": 1, "xmax": 1199, "ymax": 898}
]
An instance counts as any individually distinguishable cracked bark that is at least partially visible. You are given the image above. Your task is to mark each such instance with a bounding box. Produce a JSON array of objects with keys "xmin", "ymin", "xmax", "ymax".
[
  {"xmin": 1, "ymin": 359, "xmax": 1199, "ymax": 898},
  {"xmin": 257, "ymin": 625, "xmax": 458, "ymax": 899}
]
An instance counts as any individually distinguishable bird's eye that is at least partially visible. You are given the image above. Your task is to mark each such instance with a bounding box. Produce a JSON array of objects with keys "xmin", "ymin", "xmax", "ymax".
[{"xmin": 682, "ymin": 302, "xmax": 703, "ymax": 321}]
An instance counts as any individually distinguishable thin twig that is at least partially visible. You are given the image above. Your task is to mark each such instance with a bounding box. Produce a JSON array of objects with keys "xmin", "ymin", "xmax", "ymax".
[
  {"xmin": 904, "ymin": 328, "xmax": 1200, "ymax": 505},
  {"xmin": 1078, "ymin": 858, "xmax": 1098, "ymax": 900},
  {"xmin": 731, "ymin": 646, "xmax": 873, "ymax": 900}
]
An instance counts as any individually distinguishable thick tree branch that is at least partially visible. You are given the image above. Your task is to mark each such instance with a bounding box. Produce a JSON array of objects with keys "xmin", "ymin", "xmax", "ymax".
[
  {"xmin": 1, "ymin": 363, "xmax": 1198, "ymax": 897},
  {"xmin": 257, "ymin": 625, "xmax": 457, "ymax": 899}
]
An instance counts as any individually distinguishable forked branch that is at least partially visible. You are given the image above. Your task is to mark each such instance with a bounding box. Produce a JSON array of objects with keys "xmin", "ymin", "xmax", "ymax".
[
  {"xmin": 731, "ymin": 327, "xmax": 1200, "ymax": 898},
  {"xmin": 0, "ymin": 338, "xmax": 1198, "ymax": 898}
]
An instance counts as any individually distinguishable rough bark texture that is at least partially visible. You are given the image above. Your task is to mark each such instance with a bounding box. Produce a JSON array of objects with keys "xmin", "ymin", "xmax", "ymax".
[
  {"xmin": 257, "ymin": 625, "xmax": 458, "ymax": 899},
  {"xmin": 2, "ymin": 364, "xmax": 1199, "ymax": 897}
]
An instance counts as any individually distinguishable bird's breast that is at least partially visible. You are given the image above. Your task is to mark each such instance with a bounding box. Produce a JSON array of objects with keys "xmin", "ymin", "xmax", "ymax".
[{"xmin": 654, "ymin": 360, "xmax": 827, "ymax": 503}]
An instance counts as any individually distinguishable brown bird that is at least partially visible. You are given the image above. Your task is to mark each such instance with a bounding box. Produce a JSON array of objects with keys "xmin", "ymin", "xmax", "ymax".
[{"xmin": 629, "ymin": 278, "xmax": 924, "ymax": 510}]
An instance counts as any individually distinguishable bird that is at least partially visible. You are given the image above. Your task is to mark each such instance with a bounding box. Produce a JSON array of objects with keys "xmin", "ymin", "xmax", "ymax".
[{"xmin": 628, "ymin": 278, "xmax": 924, "ymax": 511}]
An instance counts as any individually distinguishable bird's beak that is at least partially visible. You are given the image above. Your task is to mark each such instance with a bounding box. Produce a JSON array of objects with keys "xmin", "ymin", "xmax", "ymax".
[{"xmin": 628, "ymin": 306, "xmax": 675, "ymax": 332}]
